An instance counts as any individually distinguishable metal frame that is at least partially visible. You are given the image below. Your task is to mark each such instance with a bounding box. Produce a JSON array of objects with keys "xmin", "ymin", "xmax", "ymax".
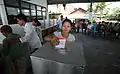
[
  {"xmin": 3, "ymin": 0, "xmax": 47, "ymax": 24},
  {"xmin": 47, "ymin": 0, "xmax": 120, "ymax": 4}
]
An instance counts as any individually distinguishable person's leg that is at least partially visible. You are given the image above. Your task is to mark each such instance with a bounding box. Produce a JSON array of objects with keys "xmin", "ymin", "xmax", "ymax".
[
  {"xmin": 81, "ymin": 26, "xmax": 83, "ymax": 33},
  {"xmin": 103, "ymin": 31, "xmax": 106, "ymax": 37},
  {"xmin": 117, "ymin": 32, "xmax": 120, "ymax": 38},
  {"xmin": 93, "ymin": 31, "xmax": 96, "ymax": 37},
  {"xmin": 84, "ymin": 27, "xmax": 87, "ymax": 34},
  {"xmin": 77, "ymin": 26, "xmax": 79, "ymax": 33},
  {"xmin": 0, "ymin": 56, "xmax": 5, "ymax": 74},
  {"xmin": 88, "ymin": 30, "xmax": 90, "ymax": 35},
  {"xmin": 5, "ymin": 56, "xmax": 16, "ymax": 74},
  {"xmin": 75, "ymin": 27, "xmax": 77, "ymax": 32},
  {"xmin": 98, "ymin": 30, "xmax": 101, "ymax": 36},
  {"xmin": 115, "ymin": 32, "xmax": 120, "ymax": 39},
  {"xmin": 91, "ymin": 30, "xmax": 94, "ymax": 36},
  {"xmin": 15, "ymin": 56, "xmax": 27, "ymax": 74}
]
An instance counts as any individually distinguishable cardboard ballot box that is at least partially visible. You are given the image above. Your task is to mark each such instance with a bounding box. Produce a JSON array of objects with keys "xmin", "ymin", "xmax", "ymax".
[{"xmin": 31, "ymin": 41, "xmax": 86, "ymax": 74}]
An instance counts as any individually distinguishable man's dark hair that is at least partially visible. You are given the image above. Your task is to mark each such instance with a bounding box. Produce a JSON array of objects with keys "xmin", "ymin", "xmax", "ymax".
[
  {"xmin": 16, "ymin": 14, "xmax": 27, "ymax": 22},
  {"xmin": 102, "ymin": 21, "xmax": 105, "ymax": 23},
  {"xmin": 32, "ymin": 18, "xmax": 41, "ymax": 26},
  {"xmin": 88, "ymin": 22, "xmax": 91, "ymax": 24},
  {"xmin": 0, "ymin": 25, "xmax": 12, "ymax": 33},
  {"xmin": 83, "ymin": 19, "xmax": 85, "ymax": 22},
  {"xmin": 60, "ymin": 15, "xmax": 63, "ymax": 18},
  {"xmin": 62, "ymin": 19, "xmax": 72, "ymax": 26}
]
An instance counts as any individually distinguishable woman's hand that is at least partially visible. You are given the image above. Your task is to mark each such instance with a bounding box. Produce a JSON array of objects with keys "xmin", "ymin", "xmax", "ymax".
[
  {"xmin": 45, "ymin": 34, "xmax": 60, "ymax": 45},
  {"xmin": 50, "ymin": 36, "xmax": 59, "ymax": 45}
]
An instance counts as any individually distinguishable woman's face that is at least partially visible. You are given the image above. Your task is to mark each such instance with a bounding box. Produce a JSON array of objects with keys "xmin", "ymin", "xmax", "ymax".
[
  {"xmin": 17, "ymin": 18, "xmax": 24, "ymax": 26},
  {"xmin": 32, "ymin": 20, "xmax": 37, "ymax": 26},
  {"xmin": 62, "ymin": 22, "xmax": 71, "ymax": 33}
]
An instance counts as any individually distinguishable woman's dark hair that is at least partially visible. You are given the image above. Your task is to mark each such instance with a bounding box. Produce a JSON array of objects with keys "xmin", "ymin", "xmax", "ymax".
[
  {"xmin": 0, "ymin": 25, "xmax": 12, "ymax": 33},
  {"xmin": 33, "ymin": 18, "xmax": 41, "ymax": 26},
  {"xmin": 16, "ymin": 14, "xmax": 27, "ymax": 22},
  {"xmin": 62, "ymin": 19, "xmax": 72, "ymax": 26}
]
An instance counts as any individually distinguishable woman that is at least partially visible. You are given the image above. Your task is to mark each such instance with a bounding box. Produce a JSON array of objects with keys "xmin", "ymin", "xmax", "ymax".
[
  {"xmin": 45, "ymin": 19, "xmax": 75, "ymax": 54},
  {"xmin": 87, "ymin": 22, "xmax": 92, "ymax": 35},
  {"xmin": 32, "ymin": 18, "xmax": 43, "ymax": 45}
]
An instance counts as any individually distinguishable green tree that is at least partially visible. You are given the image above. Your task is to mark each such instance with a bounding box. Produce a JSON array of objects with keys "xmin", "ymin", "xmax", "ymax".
[
  {"xmin": 108, "ymin": 7, "xmax": 120, "ymax": 21},
  {"xmin": 87, "ymin": 2, "xmax": 106, "ymax": 19},
  {"xmin": 94, "ymin": 2, "xmax": 106, "ymax": 13},
  {"xmin": 94, "ymin": 2, "xmax": 106, "ymax": 19},
  {"xmin": 103, "ymin": 8, "xmax": 110, "ymax": 18},
  {"xmin": 49, "ymin": 12, "xmax": 56, "ymax": 19},
  {"xmin": 87, "ymin": 4, "xmax": 91, "ymax": 12}
]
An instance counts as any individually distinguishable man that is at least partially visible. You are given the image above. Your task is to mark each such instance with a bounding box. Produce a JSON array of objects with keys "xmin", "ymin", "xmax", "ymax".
[
  {"xmin": 81, "ymin": 19, "xmax": 87, "ymax": 34},
  {"xmin": 57, "ymin": 15, "xmax": 64, "ymax": 30},
  {"xmin": 0, "ymin": 25, "xmax": 30, "ymax": 74},
  {"xmin": 100, "ymin": 21, "xmax": 106, "ymax": 37},
  {"xmin": 16, "ymin": 14, "xmax": 41, "ymax": 53}
]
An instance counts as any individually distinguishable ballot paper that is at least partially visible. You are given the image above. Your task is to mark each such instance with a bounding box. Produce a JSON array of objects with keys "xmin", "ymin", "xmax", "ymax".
[{"xmin": 55, "ymin": 37, "xmax": 66, "ymax": 49}]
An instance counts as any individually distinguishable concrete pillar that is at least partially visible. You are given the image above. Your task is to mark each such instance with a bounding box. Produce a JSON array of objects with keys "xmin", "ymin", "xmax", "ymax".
[
  {"xmin": 89, "ymin": 0, "xmax": 93, "ymax": 22},
  {"xmin": 0, "ymin": 0, "xmax": 8, "ymax": 25}
]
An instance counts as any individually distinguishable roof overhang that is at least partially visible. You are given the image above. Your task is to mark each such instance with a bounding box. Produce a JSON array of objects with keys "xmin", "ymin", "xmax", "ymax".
[{"xmin": 48, "ymin": 0, "xmax": 120, "ymax": 4}]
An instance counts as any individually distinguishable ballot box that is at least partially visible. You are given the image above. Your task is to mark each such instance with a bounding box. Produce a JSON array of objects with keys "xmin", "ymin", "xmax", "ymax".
[{"xmin": 31, "ymin": 41, "xmax": 86, "ymax": 74}]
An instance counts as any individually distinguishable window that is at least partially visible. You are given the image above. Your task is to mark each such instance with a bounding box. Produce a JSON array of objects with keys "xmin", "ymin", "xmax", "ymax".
[
  {"xmin": 37, "ymin": 10, "xmax": 42, "ymax": 20},
  {"xmin": 5, "ymin": 0, "xmax": 19, "ymax": 7},
  {"xmin": 37, "ymin": 6, "xmax": 42, "ymax": 20},
  {"xmin": 42, "ymin": 8, "xmax": 46, "ymax": 11},
  {"xmin": 22, "ymin": 9, "xmax": 29, "ymax": 16},
  {"xmin": 42, "ymin": 8, "xmax": 47, "ymax": 19},
  {"xmin": 21, "ymin": 2, "xmax": 31, "ymax": 21},
  {"xmin": 22, "ymin": 9, "xmax": 31, "ymax": 21},
  {"xmin": 7, "ymin": 7, "xmax": 19, "ymax": 15},
  {"xmin": 37, "ymin": 6, "xmax": 41, "ymax": 10},
  {"xmin": 31, "ymin": 10, "xmax": 36, "ymax": 16},
  {"xmin": 21, "ymin": 2, "xmax": 29, "ymax": 9},
  {"xmin": 43, "ymin": 12, "xmax": 46, "ymax": 17},
  {"xmin": 6, "ymin": 7, "xmax": 19, "ymax": 24},
  {"xmin": 37, "ymin": 11, "xmax": 43, "ymax": 20},
  {"xmin": 31, "ymin": 5, "xmax": 36, "ymax": 19},
  {"xmin": 5, "ymin": 0, "xmax": 20, "ymax": 24},
  {"xmin": 37, "ymin": 6, "xmax": 47, "ymax": 20},
  {"xmin": 37, "ymin": 11, "xmax": 41, "ymax": 16}
]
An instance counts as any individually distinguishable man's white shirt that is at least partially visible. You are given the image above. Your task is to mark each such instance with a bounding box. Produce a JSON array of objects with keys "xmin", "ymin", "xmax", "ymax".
[{"xmin": 20, "ymin": 23, "xmax": 41, "ymax": 49}]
